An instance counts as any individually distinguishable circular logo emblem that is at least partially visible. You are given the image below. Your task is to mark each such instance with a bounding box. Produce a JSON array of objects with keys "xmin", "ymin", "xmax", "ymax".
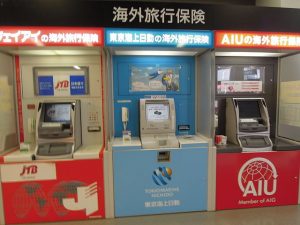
[
  {"xmin": 238, "ymin": 157, "xmax": 278, "ymax": 196},
  {"xmin": 152, "ymin": 167, "xmax": 172, "ymax": 186}
]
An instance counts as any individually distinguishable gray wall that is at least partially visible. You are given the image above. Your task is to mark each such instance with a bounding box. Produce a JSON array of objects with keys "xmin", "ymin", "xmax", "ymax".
[
  {"xmin": 0, "ymin": 52, "xmax": 18, "ymax": 150},
  {"xmin": 196, "ymin": 50, "xmax": 215, "ymax": 138},
  {"xmin": 278, "ymin": 53, "xmax": 300, "ymax": 142}
]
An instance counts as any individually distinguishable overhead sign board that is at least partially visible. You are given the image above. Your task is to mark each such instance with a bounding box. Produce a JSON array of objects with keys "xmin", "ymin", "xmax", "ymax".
[
  {"xmin": 112, "ymin": 6, "xmax": 206, "ymax": 25},
  {"xmin": 0, "ymin": 27, "xmax": 104, "ymax": 46},
  {"xmin": 215, "ymin": 31, "xmax": 300, "ymax": 49},
  {"xmin": 105, "ymin": 28, "xmax": 213, "ymax": 48}
]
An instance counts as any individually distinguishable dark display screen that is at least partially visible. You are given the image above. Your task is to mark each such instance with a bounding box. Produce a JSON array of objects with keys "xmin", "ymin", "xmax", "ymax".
[
  {"xmin": 44, "ymin": 103, "xmax": 71, "ymax": 123},
  {"xmin": 238, "ymin": 100, "xmax": 261, "ymax": 118}
]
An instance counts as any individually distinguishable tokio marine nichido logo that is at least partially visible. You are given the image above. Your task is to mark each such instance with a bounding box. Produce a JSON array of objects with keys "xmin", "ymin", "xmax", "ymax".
[
  {"xmin": 152, "ymin": 167, "xmax": 172, "ymax": 186},
  {"xmin": 238, "ymin": 157, "xmax": 278, "ymax": 197}
]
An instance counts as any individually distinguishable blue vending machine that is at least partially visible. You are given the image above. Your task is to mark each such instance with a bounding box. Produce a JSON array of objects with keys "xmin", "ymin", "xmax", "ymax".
[{"xmin": 111, "ymin": 56, "xmax": 209, "ymax": 217}]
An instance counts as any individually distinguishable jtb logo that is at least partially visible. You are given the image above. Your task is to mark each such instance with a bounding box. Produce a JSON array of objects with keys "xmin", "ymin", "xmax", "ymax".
[
  {"xmin": 55, "ymin": 80, "xmax": 69, "ymax": 89},
  {"xmin": 20, "ymin": 165, "xmax": 38, "ymax": 176},
  {"xmin": 62, "ymin": 182, "xmax": 98, "ymax": 216},
  {"xmin": 152, "ymin": 167, "xmax": 172, "ymax": 186},
  {"xmin": 238, "ymin": 157, "xmax": 278, "ymax": 197}
]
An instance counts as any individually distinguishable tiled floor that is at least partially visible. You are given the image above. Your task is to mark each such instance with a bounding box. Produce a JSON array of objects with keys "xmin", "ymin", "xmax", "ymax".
[{"xmin": 24, "ymin": 205, "xmax": 300, "ymax": 225}]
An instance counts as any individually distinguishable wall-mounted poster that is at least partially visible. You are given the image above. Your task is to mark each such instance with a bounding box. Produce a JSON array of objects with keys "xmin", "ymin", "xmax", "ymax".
[
  {"xmin": 34, "ymin": 67, "xmax": 89, "ymax": 96},
  {"xmin": 0, "ymin": 76, "xmax": 16, "ymax": 146},
  {"xmin": 216, "ymin": 65, "xmax": 265, "ymax": 94},
  {"xmin": 130, "ymin": 66, "xmax": 180, "ymax": 92}
]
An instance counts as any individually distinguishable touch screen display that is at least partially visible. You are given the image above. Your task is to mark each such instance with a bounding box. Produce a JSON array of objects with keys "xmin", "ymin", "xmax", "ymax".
[
  {"xmin": 146, "ymin": 103, "xmax": 169, "ymax": 121},
  {"xmin": 238, "ymin": 101, "xmax": 261, "ymax": 118},
  {"xmin": 44, "ymin": 103, "xmax": 71, "ymax": 122}
]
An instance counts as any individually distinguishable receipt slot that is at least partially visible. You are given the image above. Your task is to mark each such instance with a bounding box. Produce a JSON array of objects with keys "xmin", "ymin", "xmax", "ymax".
[
  {"xmin": 226, "ymin": 98, "xmax": 272, "ymax": 151},
  {"xmin": 35, "ymin": 100, "xmax": 82, "ymax": 159}
]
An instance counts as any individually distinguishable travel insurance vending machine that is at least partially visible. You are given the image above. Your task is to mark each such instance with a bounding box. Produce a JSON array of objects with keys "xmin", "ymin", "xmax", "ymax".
[
  {"xmin": 35, "ymin": 100, "xmax": 82, "ymax": 159},
  {"xmin": 214, "ymin": 31, "xmax": 300, "ymax": 210},
  {"xmin": 0, "ymin": 27, "xmax": 106, "ymax": 225},
  {"xmin": 105, "ymin": 28, "xmax": 213, "ymax": 217},
  {"xmin": 139, "ymin": 98, "xmax": 179, "ymax": 149},
  {"xmin": 226, "ymin": 98, "xmax": 272, "ymax": 152}
]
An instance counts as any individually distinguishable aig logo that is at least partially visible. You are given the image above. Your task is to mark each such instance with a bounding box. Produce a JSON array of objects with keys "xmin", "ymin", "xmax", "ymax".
[
  {"xmin": 238, "ymin": 157, "xmax": 277, "ymax": 197},
  {"xmin": 20, "ymin": 165, "xmax": 38, "ymax": 176}
]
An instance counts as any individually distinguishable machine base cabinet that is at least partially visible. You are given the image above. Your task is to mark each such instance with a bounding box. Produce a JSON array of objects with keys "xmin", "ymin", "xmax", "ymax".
[
  {"xmin": 112, "ymin": 140, "xmax": 208, "ymax": 217},
  {"xmin": 216, "ymin": 151, "xmax": 300, "ymax": 210},
  {"xmin": 0, "ymin": 159, "xmax": 105, "ymax": 224}
]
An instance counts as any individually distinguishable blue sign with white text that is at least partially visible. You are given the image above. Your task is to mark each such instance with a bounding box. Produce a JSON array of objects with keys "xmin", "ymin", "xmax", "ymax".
[
  {"xmin": 38, "ymin": 76, "xmax": 54, "ymax": 96},
  {"xmin": 70, "ymin": 75, "xmax": 86, "ymax": 95},
  {"xmin": 105, "ymin": 28, "xmax": 213, "ymax": 48}
]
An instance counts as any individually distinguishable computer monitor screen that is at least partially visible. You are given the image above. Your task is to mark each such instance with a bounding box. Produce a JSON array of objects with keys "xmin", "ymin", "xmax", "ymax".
[
  {"xmin": 44, "ymin": 103, "xmax": 71, "ymax": 123},
  {"xmin": 146, "ymin": 103, "xmax": 169, "ymax": 121},
  {"xmin": 238, "ymin": 100, "xmax": 261, "ymax": 118}
]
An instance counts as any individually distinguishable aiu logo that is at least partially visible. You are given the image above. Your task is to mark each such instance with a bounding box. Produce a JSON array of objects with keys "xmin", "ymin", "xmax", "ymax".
[
  {"xmin": 152, "ymin": 167, "xmax": 172, "ymax": 186},
  {"xmin": 238, "ymin": 157, "xmax": 278, "ymax": 197}
]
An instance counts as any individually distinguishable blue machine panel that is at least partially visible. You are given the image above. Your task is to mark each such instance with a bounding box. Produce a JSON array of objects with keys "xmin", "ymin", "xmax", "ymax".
[
  {"xmin": 38, "ymin": 76, "xmax": 54, "ymax": 96},
  {"xmin": 113, "ymin": 147, "xmax": 208, "ymax": 217},
  {"xmin": 70, "ymin": 75, "xmax": 86, "ymax": 95},
  {"xmin": 113, "ymin": 56, "xmax": 195, "ymax": 137}
]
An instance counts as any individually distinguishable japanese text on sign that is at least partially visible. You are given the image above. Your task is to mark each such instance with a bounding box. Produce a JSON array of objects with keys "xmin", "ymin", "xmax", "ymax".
[
  {"xmin": 216, "ymin": 31, "xmax": 300, "ymax": 49},
  {"xmin": 109, "ymin": 33, "xmax": 209, "ymax": 45},
  {"xmin": 0, "ymin": 31, "xmax": 98, "ymax": 44},
  {"xmin": 0, "ymin": 28, "xmax": 103, "ymax": 46},
  {"xmin": 105, "ymin": 29, "xmax": 212, "ymax": 47},
  {"xmin": 144, "ymin": 200, "xmax": 181, "ymax": 208},
  {"xmin": 113, "ymin": 7, "xmax": 205, "ymax": 24}
]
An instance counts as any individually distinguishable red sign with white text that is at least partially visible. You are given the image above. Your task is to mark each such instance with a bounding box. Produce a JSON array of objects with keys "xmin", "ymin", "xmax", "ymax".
[
  {"xmin": 0, "ymin": 27, "xmax": 103, "ymax": 46},
  {"xmin": 1, "ymin": 159, "xmax": 105, "ymax": 224},
  {"xmin": 216, "ymin": 151, "xmax": 300, "ymax": 210},
  {"xmin": 215, "ymin": 31, "xmax": 300, "ymax": 49}
]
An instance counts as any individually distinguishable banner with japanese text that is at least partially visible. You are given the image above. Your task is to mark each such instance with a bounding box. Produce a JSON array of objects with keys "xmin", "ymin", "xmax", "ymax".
[
  {"xmin": 0, "ymin": 27, "xmax": 103, "ymax": 46},
  {"xmin": 215, "ymin": 31, "xmax": 300, "ymax": 49},
  {"xmin": 105, "ymin": 28, "xmax": 213, "ymax": 48}
]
